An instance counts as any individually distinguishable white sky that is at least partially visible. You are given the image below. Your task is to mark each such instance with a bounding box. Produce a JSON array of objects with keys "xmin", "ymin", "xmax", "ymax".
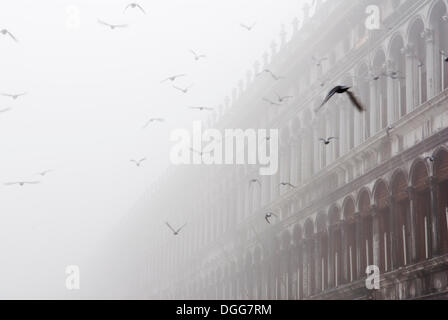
[{"xmin": 0, "ymin": 0, "xmax": 305, "ymax": 298}]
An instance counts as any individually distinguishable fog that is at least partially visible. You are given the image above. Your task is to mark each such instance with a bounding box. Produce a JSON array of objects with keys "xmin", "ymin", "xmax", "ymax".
[{"xmin": 0, "ymin": 0, "xmax": 304, "ymax": 299}]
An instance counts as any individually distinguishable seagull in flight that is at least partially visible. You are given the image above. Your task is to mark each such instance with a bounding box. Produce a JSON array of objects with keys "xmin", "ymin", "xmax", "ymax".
[
  {"xmin": 2, "ymin": 92, "xmax": 26, "ymax": 100},
  {"xmin": 4, "ymin": 181, "xmax": 41, "ymax": 187},
  {"xmin": 37, "ymin": 170, "xmax": 53, "ymax": 177},
  {"xmin": 189, "ymin": 106, "xmax": 214, "ymax": 112},
  {"xmin": 124, "ymin": 3, "xmax": 146, "ymax": 14},
  {"xmin": 265, "ymin": 212, "xmax": 277, "ymax": 224},
  {"xmin": 0, "ymin": 29, "xmax": 18, "ymax": 42},
  {"xmin": 319, "ymin": 137, "xmax": 338, "ymax": 145},
  {"xmin": 279, "ymin": 182, "xmax": 296, "ymax": 188},
  {"xmin": 130, "ymin": 158, "xmax": 146, "ymax": 167},
  {"xmin": 249, "ymin": 179, "xmax": 261, "ymax": 188},
  {"xmin": 161, "ymin": 74, "xmax": 186, "ymax": 83},
  {"xmin": 312, "ymin": 55, "xmax": 328, "ymax": 67},
  {"xmin": 258, "ymin": 69, "xmax": 284, "ymax": 81},
  {"xmin": 173, "ymin": 84, "xmax": 193, "ymax": 94},
  {"xmin": 190, "ymin": 50, "xmax": 206, "ymax": 61},
  {"xmin": 143, "ymin": 118, "xmax": 165, "ymax": 129},
  {"xmin": 425, "ymin": 156, "xmax": 435, "ymax": 163},
  {"xmin": 240, "ymin": 22, "xmax": 256, "ymax": 31},
  {"xmin": 263, "ymin": 98, "xmax": 282, "ymax": 106},
  {"xmin": 165, "ymin": 222, "xmax": 186, "ymax": 236},
  {"xmin": 317, "ymin": 86, "xmax": 365, "ymax": 112},
  {"xmin": 275, "ymin": 93, "xmax": 293, "ymax": 103},
  {"xmin": 98, "ymin": 20, "xmax": 128, "ymax": 30}
]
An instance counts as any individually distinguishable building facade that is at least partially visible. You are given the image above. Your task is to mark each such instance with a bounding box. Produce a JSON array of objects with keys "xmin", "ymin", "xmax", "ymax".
[{"xmin": 134, "ymin": 0, "xmax": 448, "ymax": 300}]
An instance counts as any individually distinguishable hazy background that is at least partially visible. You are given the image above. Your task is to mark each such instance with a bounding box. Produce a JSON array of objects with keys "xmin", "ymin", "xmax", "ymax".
[{"xmin": 0, "ymin": 0, "xmax": 305, "ymax": 299}]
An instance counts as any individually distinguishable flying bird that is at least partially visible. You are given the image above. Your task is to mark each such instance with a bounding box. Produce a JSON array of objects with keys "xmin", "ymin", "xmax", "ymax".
[
  {"xmin": 173, "ymin": 84, "xmax": 193, "ymax": 94},
  {"xmin": 275, "ymin": 93, "xmax": 293, "ymax": 103},
  {"xmin": 161, "ymin": 74, "xmax": 186, "ymax": 83},
  {"xmin": 0, "ymin": 29, "xmax": 18, "ymax": 42},
  {"xmin": 312, "ymin": 56, "xmax": 328, "ymax": 67},
  {"xmin": 124, "ymin": 3, "xmax": 146, "ymax": 14},
  {"xmin": 240, "ymin": 22, "xmax": 256, "ymax": 31},
  {"xmin": 98, "ymin": 20, "xmax": 128, "ymax": 30},
  {"xmin": 2, "ymin": 92, "xmax": 26, "ymax": 100},
  {"xmin": 130, "ymin": 158, "xmax": 146, "ymax": 167},
  {"xmin": 265, "ymin": 212, "xmax": 277, "ymax": 224},
  {"xmin": 4, "ymin": 181, "xmax": 40, "ymax": 187},
  {"xmin": 440, "ymin": 51, "xmax": 448, "ymax": 62},
  {"xmin": 279, "ymin": 182, "xmax": 296, "ymax": 188},
  {"xmin": 165, "ymin": 222, "xmax": 186, "ymax": 236},
  {"xmin": 258, "ymin": 69, "xmax": 284, "ymax": 81},
  {"xmin": 37, "ymin": 170, "xmax": 53, "ymax": 177},
  {"xmin": 263, "ymin": 98, "xmax": 282, "ymax": 106},
  {"xmin": 319, "ymin": 137, "xmax": 338, "ymax": 145},
  {"xmin": 317, "ymin": 86, "xmax": 365, "ymax": 112},
  {"xmin": 189, "ymin": 106, "xmax": 214, "ymax": 112},
  {"xmin": 143, "ymin": 118, "xmax": 165, "ymax": 128},
  {"xmin": 190, "ymin": 50, "xmax": 206, "ymax": 61}
]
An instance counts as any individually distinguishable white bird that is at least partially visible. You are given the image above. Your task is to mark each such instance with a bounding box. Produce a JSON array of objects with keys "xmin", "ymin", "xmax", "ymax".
[
  {"xmin": 240, "ymin": 22, "xmax": 256, "ymax": 31},
  {"xmin": 189, "ymin": 106, "xmax": 214, "ymax": 112},
  {"xmin": 161, "ymin": 74, "xmax": 186, "ymax": 83},
  {"xmin": 2, "ymin": 92, "xmax": 26, "ymax": 100},
  {"xmin": 37, "ymin": 170, "xmax": 53, "ymax": 177},
  {"xmin": 319, "ymin": 137, "xmax": 338, "ymax": 145},
  {"xmin": 0, "ymin": 29, "xmax": 18, "ymax": 42},
  {"xmin": 263, "ymin": 98, "xmax": 282, "ymax": 106},
  {"xmin": 98, "ymin": 20, "xmax": 128, "ymax": 30},
  {"xmin": 258, "ymin": 69, "xmax": 284, "ymax": 81},
  {"xmin": 165, "ymin": 222, "xmax": 187, "ymax": 236},
  {"xmin": 275, "ymin": 93, "xmax": 293, "ymax": 103},
  {"xmin": 143, "ymin": 118, "xmax": 165, "ymax": 129},
  {"xmin": 4, "ymin": 181, "xmax": 40, "ymax": 187},
  {"xmin": 279, "ymin": 182, "xmax": 296, "ymax": 188},
  {"xmin": 265, "ymin": 212, "xmax": 278, "ymax": 224},
  {"xmin": 124, "ymin": 3, "xmax": 146, "ymax": 14},
  {"xmin": 130, "ymin": 158, "xmax": 147, "ymax": 167},
  {"xmin": 173, "ymin": 84, "xmax": 193, "ymax": 94},
  {"xmin": 190, "ymin": 50, "xmax": 206, "ymax": 61}
]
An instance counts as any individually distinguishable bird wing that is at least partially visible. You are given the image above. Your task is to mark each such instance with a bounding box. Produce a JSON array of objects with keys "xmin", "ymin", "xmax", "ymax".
[
  {"xmin": 25, "ymin": 181, "xmax": 41, "ymax": 185},
  {"xmin": 177, "ymin": 223, "xmax": 187, "ymax": 233},
  {"xmin": 139, "ymin": 158, "xmax": 147, "ymax": 163},
  {"xmin": 4, "ymin": 182, "xmax": 18, "ymax": 186},
  {"xmin": 98, "ymin": 20, "xmax": 111, "ymax": 27},
  {"xmin": 6, "ymin": 31, "xmax": 18, "ymax": 42},
  {"xmin": 0, "ymin": 108, "xmax": 11, "ymax": 113},
  {"xmin": 123, "ymin": 4, "xmax": 132, "ymax": 12},
  {"xmin": 318, "ymin": 87, "xmax": 338, "ymax": 110},
  {"xmin": 265, "ymin": 216, "xmax": 271, "ymax": 224},
  {"xmin": 346, "ymin": 90, "xmax": 365, "ymax": 112},
  {"xmin": 165, "ymin": 222, "xmax": 176, "ymax": 233},
  {"xmin": 136, "ymin": 4, "xmax": 146, "ymax": 13}
]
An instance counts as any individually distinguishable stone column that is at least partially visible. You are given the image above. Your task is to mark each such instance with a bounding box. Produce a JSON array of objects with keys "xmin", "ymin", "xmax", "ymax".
[
  {"xmin": 314, "ymin": 234, "xmax": 322, "ymax": 293},
  {"xmin": 328, "ymin": 226, "xmax": 335, "ymax": 288},
  {"xmin": 387, "ymin": 195, "xmax": 397, "ymax": 271},
  {"xmin": 369, "ymin": 80, "xmax": 378, "ymax": 135},
  {"xmin": 428, "ymin": 176, "xmax": 441, "ymax": 257},
  {"xmin": 406, "ymin": 186, "xmax": 418, "ymax": 263},
  {"xmin": 403, "ymin": 44, "xmax": 416, "ymax": 112},
  {"xmin": 340, "ymin": 221, "xmax": 348, "ymax": 284},
  {"xmin": 371, "ymin": 205, "xmax": 381, "ymax": 269},
  {"xmin": 355, "ymin": 213, "xmax": 363, "ymax": 279},
  {"xmin": 424, "ymin": 28, "xmax": 436, "ymax": 99}
]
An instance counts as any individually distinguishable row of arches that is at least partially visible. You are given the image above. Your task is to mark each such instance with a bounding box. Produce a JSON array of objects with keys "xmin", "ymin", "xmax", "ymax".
[{"xmin": 184, "ymin": 148, "xmax": 448, "ymax": 300}]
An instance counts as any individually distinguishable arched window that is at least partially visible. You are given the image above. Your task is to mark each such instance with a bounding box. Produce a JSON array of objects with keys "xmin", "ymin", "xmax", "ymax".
[
  {"xmin": 303, "ymin": 219, "xmax": 315, "ymax": 297},
  {"xmin": 434, "ymin": 149, "xmax": 448, "ymax": 254},
  {"xmin": 343, "ymin": 197, "xmax": 357, "ymax": 282},
  {"xmin": 358, "ymin": 189, "xmax": 373, "ymax": 275},
  {"xmin": 408, "ymin": 19, "xmax": 427, "ymax": 107},
  {"xmin": 356, "ymin": 64, "xmax": 371, "ymax": 140},
  {"xmin": 411, "ymin": 160, "xmax": 431, "ymax": 262},
  {"xmin": 389, "ymin": 35, "xmax": 407, "ymax": 118},
  {"xmin": 374, "ymin": 180, "xmax": 391, "ymax": 273},
  {"xmin": 373, "ymin": 50, "xmax": 388, "ymax": 132},
  {"xmin": 328, "ymin": 206, "xmax": 342, "ymax": 288},
  {"xmin": 391, "ymin": 170, "xmax": 411, "ymax": 267},
  {"xmin": 429, "ymin": 1, "xmax": 448, "ymax": 93}
]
